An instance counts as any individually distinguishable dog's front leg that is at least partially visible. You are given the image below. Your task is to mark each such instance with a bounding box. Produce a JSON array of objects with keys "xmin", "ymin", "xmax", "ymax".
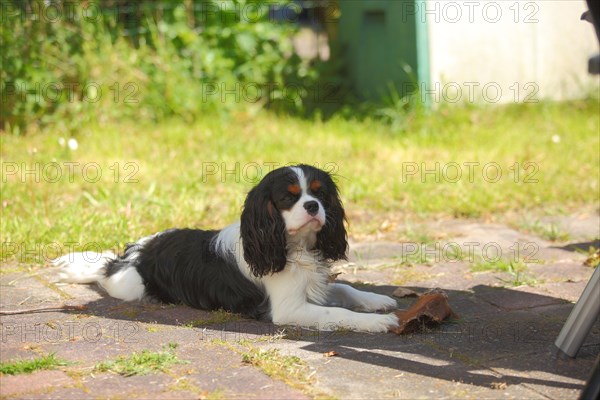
[
  {"xmin": 326, "ymin": 283, "xmax": 398, "ymax": 312},
  {"xmin": 271, "ymin": 302, "xmax": 399, "ymax": 333}
]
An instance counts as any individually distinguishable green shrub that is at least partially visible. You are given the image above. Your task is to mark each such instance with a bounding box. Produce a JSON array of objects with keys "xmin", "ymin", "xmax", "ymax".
[{"xmin": 1, "ymin": 0, "xmax": 331, "ymax": 134}]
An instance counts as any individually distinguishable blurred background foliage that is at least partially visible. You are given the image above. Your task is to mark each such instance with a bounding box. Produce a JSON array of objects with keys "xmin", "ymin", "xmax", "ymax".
[
  {"xmin": 1, "ymin": 0, "xmax": 343, "ymax": 134},
  {"xmin": 1, "ymin": 0, "xmax": 598, "ymax": 261}
]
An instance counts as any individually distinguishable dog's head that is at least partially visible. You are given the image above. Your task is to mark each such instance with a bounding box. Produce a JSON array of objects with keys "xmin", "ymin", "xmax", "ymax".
[{"xmin": 240, "ymin": 164, "xmax": 348, "ymax": 277}]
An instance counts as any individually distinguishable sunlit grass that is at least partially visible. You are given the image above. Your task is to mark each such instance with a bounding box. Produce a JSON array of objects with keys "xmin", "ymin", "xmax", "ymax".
[
  {"xmin": 1, "ymin": 99, "xmax": 598, "ymax": 266},
  {"xmin": 0, "ymin": 353, "xmax": 69, "ymax": 375},
  {"xmin": 94, "ymin": 343, "xmax": 185, "ymax": 376}
]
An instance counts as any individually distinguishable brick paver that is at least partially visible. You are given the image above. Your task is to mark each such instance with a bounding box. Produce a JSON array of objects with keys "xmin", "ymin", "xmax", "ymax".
[{"xmin": 1, "ymin": 215, "xmax": 598, "ymax": 399}]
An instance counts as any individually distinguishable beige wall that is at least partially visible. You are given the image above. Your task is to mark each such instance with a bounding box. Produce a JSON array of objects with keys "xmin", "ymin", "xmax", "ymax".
[{"xmin": 423, "ymin": 0, "xmax": 599, "ymax": 104}]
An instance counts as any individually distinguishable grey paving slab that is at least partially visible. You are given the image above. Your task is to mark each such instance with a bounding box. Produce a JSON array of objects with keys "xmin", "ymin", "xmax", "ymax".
[
  {"xmin": 0, "ymin": 272, "xmax": 67, "ymax": 309},
  {"xmin": 472, "ymin": 285, "xmax": 568, "ymax": 311},
  {"xmin": 254, "ymin": 336, "xmax": 548, "ymax": 400},
  {"xmin": 423, "ymin": 221, "xmax": 550, "ymax": 251},
  {"xmin": 1, "ymin": 217, "xmax": 598, "ymax": 399},
  {"xmin": 349, "ymin": 242, "xmax": 406, "ymax": 263},
  {"xmin": 538, "ymin": 211, "xmax": 600, "ymax": 241},
  {"xmin": 527, "ymin": 262, "xmax": 593, "ymax": 283},
  {"xmin": 490, "ymin": 356, "xmax": 595, "ymax": 400},
  {"xmin": 0, "ymin": 370, "xmax": 75, "ymax": 398},
  {"xmin": 515, "ymin": 281, "xmax": 591, "ymax": 303}
]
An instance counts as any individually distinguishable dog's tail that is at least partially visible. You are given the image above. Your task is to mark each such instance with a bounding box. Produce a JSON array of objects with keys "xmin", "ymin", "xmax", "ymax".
[
  {"xmin": 54, "ymin": 251, "xmax": 115, "ymax": 283},
  {"xmin": 53, "ymin": 251, "xmax": 145, "ymax": 301}
]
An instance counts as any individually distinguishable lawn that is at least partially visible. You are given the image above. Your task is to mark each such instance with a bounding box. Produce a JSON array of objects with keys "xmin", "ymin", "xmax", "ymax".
[{"xmin": 1, "ymin": 99, "xmax": 598, "ymax": 267}]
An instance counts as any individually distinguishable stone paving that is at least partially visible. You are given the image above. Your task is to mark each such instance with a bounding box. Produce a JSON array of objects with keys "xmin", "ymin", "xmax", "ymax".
[{"xmin": 1, "ymin": 212, "xmax": 599, "ymax": 399}]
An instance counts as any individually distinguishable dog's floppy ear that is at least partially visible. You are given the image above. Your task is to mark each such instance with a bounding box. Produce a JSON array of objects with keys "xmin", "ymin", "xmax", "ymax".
[
  {"xmin": 316, "ymin": 182, "xmax": 348, "ymax": 261},
  {"xmin": 240, "ymin": 185, "xmax": 287, "ymax": 277}
]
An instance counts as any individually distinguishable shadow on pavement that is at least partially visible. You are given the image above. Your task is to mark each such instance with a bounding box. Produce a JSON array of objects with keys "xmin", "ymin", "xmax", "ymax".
[{"xmin": 63, "ymin": 281, "xmax": 599, "ymax": 392}]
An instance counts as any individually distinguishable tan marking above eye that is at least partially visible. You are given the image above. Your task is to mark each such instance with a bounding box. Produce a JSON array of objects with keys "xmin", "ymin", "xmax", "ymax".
[
  {"xmin": 310, "ymin": 180, "xmax": 322, "ymax": 191},
  {"xmin": 287, "ymin": 184, "xmax": 301, "ymax": 195}
]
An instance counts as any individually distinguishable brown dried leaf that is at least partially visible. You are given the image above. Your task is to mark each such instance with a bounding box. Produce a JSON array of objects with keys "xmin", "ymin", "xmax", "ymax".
[
  {"xmin": 323, "ymin": 351, "xmax": 339, "ymax": 357},
  {"xmin": 389, "ymin": 291, "xmax": 458, "ymax": 335}
]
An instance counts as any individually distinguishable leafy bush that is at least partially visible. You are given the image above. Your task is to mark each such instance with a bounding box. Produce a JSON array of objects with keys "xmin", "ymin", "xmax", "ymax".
[{"xmin": 1, "ymin": 0, "xmax": 329, "ymax": 134}]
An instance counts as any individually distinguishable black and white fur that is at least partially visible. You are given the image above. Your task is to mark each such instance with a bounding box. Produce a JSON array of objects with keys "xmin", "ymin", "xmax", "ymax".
[{"xmin": 54, "ymin": 165, "xmax": 399, "ymax": 332}]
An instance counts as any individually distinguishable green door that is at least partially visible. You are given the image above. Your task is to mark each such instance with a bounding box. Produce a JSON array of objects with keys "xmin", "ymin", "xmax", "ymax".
[{"xmin": 339, "ymin": 0, "xmax": 422, "ymax": 102}]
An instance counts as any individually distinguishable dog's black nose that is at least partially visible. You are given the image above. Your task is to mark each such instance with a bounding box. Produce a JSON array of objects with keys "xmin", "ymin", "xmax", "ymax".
[{"xmin": 303, "ymin": 201, "xmax": 319, "ymax": 216}]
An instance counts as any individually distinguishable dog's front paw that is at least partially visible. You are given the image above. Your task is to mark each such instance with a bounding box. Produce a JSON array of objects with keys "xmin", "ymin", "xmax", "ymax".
[
  {"xmin": 362, "ymin": 313, "xmax": 399, "ymax": 333},
  {"xmin": 357, "ymin": 293, "xmax": 398, "ymax": 312}
]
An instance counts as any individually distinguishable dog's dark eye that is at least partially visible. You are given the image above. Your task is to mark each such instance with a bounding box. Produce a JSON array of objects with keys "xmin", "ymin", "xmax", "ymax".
[
  {"xmin": 280, "ymin": 193, "xmax": 297, "ymax": 202},
  {"xmin": 309, "ymin": 180, "xmax": 322, "ymax": 193}
]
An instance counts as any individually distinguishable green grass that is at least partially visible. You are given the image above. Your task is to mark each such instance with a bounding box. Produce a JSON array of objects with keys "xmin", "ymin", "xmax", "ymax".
[
  {"xmin": 471, "ymin": 257, "xmax": 527, "ymax": 273},
  {"xmin": 387, "ymin": 264, "xmax": 434, "ymax": 285},
  {"xmin": 211, "ymin": 339, "xmax": 329, "ymax": 398},
  {"xmin": 496, "ymin": 262, "xmax": 538, "ymax": 287},
  {"xmin": 168, "ymin": 379, "xmax": 225, "ymax": 399},
  {"xmin": 94, "ymin": 343, "xmax": 186, "ymax": 377},
  {"xmin": 398, "ymin": 225, "xmax": 436, "ymax": 245},
  {"xmin": 1, "ymin": 99, "xmax": 598, "ymax": 265},
  {"xmin": 0, "ymin": 353, "xmax": 69, "ymax": 375},
  {"xmin": 397, "ymin": 245, "xmax": 435, "ymax": 267},
  {"xmin": 518, "ymin": 220, "xmax": 571, "ymax": 242},
  {"xmin": 471, "ymin": 258, "xmax": 537, "ymax": 287},
  {"xmin": 242, "ymin": 348, "xmax": 307, "ymax": 380},
  {"xmin": 241, "ymin": 348, "xmax": 315, "ymax": 393}
]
